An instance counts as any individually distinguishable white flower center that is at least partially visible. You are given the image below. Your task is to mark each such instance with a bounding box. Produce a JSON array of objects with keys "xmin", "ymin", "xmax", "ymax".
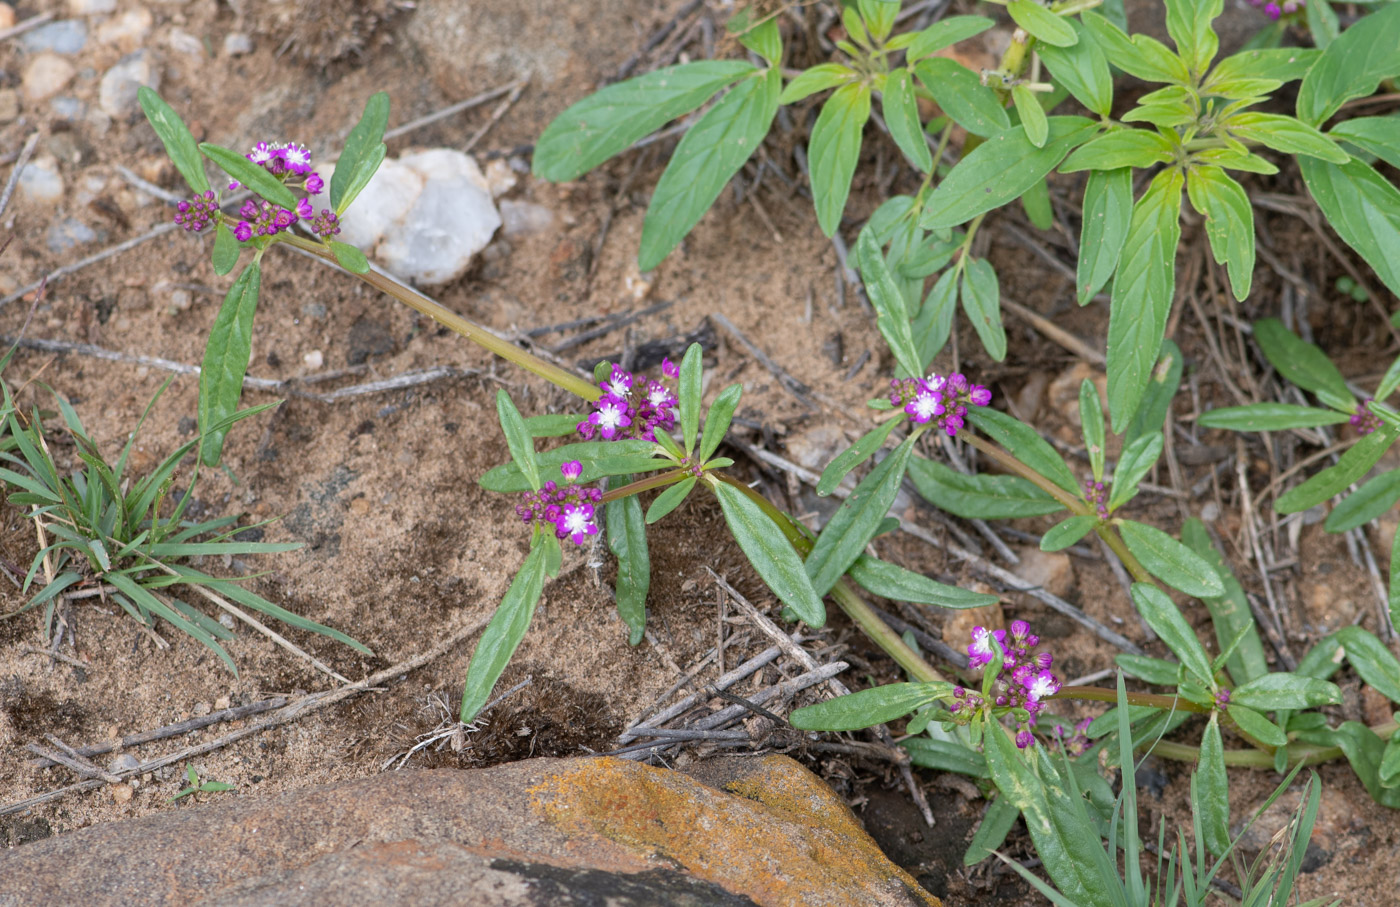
[
  {"xmin": 597, "ymin": 404, "xmax": 624, "ymax": 429},
  {"xmin": 913, "ymin": 393, "xmax": 941, "ymax": 420},
  {"xmin": 563, "ymin": 510, "xmax": 590, "ymax": 535}
]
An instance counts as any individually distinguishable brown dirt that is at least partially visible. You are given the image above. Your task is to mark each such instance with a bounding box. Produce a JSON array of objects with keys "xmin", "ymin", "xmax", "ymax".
[{"xmin": 0, "ymin": 0, "xmax": 1396, "ymax": 903}]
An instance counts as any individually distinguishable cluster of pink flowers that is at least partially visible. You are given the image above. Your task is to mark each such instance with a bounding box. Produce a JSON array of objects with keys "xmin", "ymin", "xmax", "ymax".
[
  {"xmin": 515, "ymin": 461, "xmax": 603, "ymax": 545},
  {"xmin": 888, "ymin": 372, "xmax": 991, "ymax": 437},
  {"xmin": 577, "ymin": 360, "xmax": 680, "ymax": 442},
  {"xmin": 1246, "ymin": 0, "xmax": 1302, "ymax": 18},
  {"xmin": 229, "ymin": 141, "xmax": 340, "ymax": 241},
  {"xmin": 1082, "ymin": 477, "xmax": 1109, "ymax": 519},
  {"xmin": 173, "ymin": 190, "xmax": 219, "ymax": 232},
  {"xmin": 950, "ymin": 620, "xmax": 1062, "ymax": 748},
  {"xmin": 1351, "ymin": 400, "xmax": 1382, "ymax": 436}
]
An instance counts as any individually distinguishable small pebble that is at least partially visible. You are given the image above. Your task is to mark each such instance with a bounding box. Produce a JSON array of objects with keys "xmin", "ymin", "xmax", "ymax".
[
  {"xmin": 47, "ymin": 217, "xmax": 98, "ymax": 253},
  {"xmin": 167, "ymin": 27, "xmax": 203, "ymax": 57},
  {"xmin": 21, "ymin": 19, "xmax": 88, "ymax": 54},
  {"xmin": 168, "ymin": 289, "xmax": 191, "ymax": 313},
  {"xmin": 218, "ymin": 612, "xmax": 235, "ymax": 629},
  {"xmin": 0, "ymin": 4, "xmax": 14, "ymax": 30},
  {"xmin": 107, "ymin": 754, "xmax": 140, "ymax": 773},
  {"xmin": 109, "ymin": 783, "xmax": 133, "ymax": 804},
  {"xmin": 18, "ymin": 157, "xmax": 65, "ymax": 204},
  {"xmin": 303, "ymin": 349, "xmax": 324, "ymax": 368},
  {"xmin": 99, "ymin": 50, "xmax": 160, "ymax": 118},
  {"xmin": 96, "ymin": 8, "xmax": 154, "ymax": 50},
  {"xmin": 193, "ymin": 701, "xmax": 211, "ymax": 717},
  {"xmin": 222, "ymin": 32, "xmax": 252, "ymax": 56},
  {"xmin": 1199, "ymin": 501, "xmax": 1219, "ymax": 522},
  {"xmin": 214, "ymin": 696, "xmax": 231, "ymax": 710},
  {"xmin": 68, "ymin": 0, "xmax": 117, "ymax": 14},
  {"xmin": 22, "ymin": 53, "xmax": 77, "ymax": 103},
  {"xmin": 484, "ymin": 158, "xmax": 516, "ymax": 198},
  {"xmin": 50, "ymin": 96, "xmax": 85, "ymax": 120}
]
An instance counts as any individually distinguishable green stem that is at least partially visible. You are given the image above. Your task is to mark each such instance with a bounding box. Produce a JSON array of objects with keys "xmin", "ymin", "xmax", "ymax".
[
  {"xmin": 280, "ymin": 234, "xmax": 600, "ymax": 401},
  {"xmin": 1051, "ymin": 685, "xmax": 1208, "ymax": 714},
  {"xmin": 713, "ymin": 474, "xmax": 945, "ymax": 684}
]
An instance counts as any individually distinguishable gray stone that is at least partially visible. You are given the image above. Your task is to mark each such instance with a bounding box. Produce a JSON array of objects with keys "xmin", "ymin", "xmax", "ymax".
[
  {"xmin": 20, "ymin": 19, "xmax": 88, "ymax": 54},
  {"xmin": 98, "ymin": 51, "xmax": 160, "ymax": 118},
  {"xmin": 68, "ymin": 0, "xmax": 117, "ymax": 14},
  {"xmin": 46, "ymin": 217, "xmax": 98, "ymax": 253},
  {"xmin": 500, "ymin": 200, "xmax": 555, "ymax": 237},
  {"xmin": 222, "ymin": 32, "xmax": 253, "ymax": 56},
  {"xmin": 107, "ymin": 754, "xmax": 140, "ymax": 773},
  {"xmin": 50, "ymin": 96, "xmax": 86, "ymax": 120},
  {"xmin": 95, "ymin": 8, "xmax": 153, "ymax": 50},
  {"xmin": 18, "ymin": 157, "xmax": 64, "ymax": 205}
]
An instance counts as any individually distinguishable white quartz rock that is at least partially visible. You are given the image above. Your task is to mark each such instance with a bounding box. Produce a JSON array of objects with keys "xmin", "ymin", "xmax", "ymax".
[{"xmin": 312, "ymin": 149, "xmax": 501, "ymax": 286}]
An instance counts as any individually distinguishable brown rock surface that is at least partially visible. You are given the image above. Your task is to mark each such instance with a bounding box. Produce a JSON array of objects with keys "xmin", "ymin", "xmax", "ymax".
[{"xmin": 0, "ymin": 755, "xmax": 940, "ymax": 907}]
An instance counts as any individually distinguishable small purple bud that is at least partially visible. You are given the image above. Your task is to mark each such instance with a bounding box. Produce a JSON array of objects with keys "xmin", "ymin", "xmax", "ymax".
[
  {"xmin": 304, "ymin": 172, "xmax": 324, "ymax": 195},
  {"xmin": 560, "ymin": 460, "xmax": 583, "ymax": 482}
]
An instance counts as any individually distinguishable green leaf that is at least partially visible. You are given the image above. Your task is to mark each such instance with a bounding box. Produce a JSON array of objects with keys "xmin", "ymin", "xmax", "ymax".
[
  {"xmin": 197, "ymin": 262, "xmax": 261, "ymax": 467},
  {"xmin": 699, "ymin": 383, "xmax": 743, "ymax": 462},
  {"xmin": 1060, "ymin": 128, "xmax": 1175, "ymax": 172},
  {"xmin": 712, "ymin": 480, "xmax": 826, "ymax": 627},
  {"xmin": 1227, "ymin": 704, "xmax": 1287, "ymax": 747},
  {"xmin": 1008, "ymin": 0, "xmax": 1077, "ymax": 46},
  {"xmin": 1011, "ymin": 85, "xmax": 1048, "ymax": 148},
  {"xmin": 858, "ymin": 230, "xmax": 923, "ymax": 377},
  {"xmin": 1106, "ymin": 168, "xmax": 1183, "ymax": 433},
  {"xmin": 902, "ymin": 737, "xmax": 988, "ymax": 777},
  {"xmin": 1107, "ymin": 432, "xmax": 1163, "ymax": 512},
  {"xmin": 1185, "ymin": 165, "xmax": 1254, "ymax": 299},
  {"xmin": 809, "ymin": 81, "xmax": 872, "ymax": 237},
  {"xmin": 789, "ymin": 681, "xmax": 952, "ymax": 731},
  {"xmin": 496, "ymin": 390, "xmax": 540, "ymax": 493},
  {"xmin": 1227, "ymin": 112, "xmax": 1348, "ymax": 163},
  {"xmin": 329, "ymin": 241, "xmax": 370, "ymax": 274},
  {"xmin": 1380, "ymin": 354, "xmax": 1400, "ymax": 403},
  {"xmin": 817, "ymin": 418, "xmax": 901, "ymax": 496},
  {"xmin": 1131, "ymin": 582, "xmax": 1215, "ymax": 686},
  {"xmin": 1164, "ymin": 0, "xmax": 1223, "ymax": 74},
  {"xmin": 137, "ymin": 88, "xmax": 209, "ymax": 194},
  {"xmin": 904, "ymin": 16, "xmax": 996, "ymax": 62},
  {"xmin": 913, "ymin": 58, "xmax": 1010, "ymax": 139},
  {"xmin": 640, "ymin": 69, "xmax": 780, "ymax": 269},
  {"xmin": 913, "ymin": 268, "xmax": 957, "ymax": 369},
  {"xmin": 608, "ymin": 492, "xmax": 650, "ymax": 645},
  {"xmin": 1232, "ymin": 672, "xmax": 1345, "ymax": 710},
  {"xmin": 1299, "ymin": 155, "xmax": 1400, "ymax": 300},
  {"xmin": 1197, "ymin": 402, "xmax": 1349, "ymax": 431},
  {"xmin": 478, "ymin": 440, "xmax": 661, "ymax": 493},
  {"xmin": 964, "ymin": 797, "xmax": 1020, "ymax": 866},
  {"xmin": 967, "ymin": 408, "xmax": 1081, "ymax": 495},
  {"xmin": 921, "ymin": 117, "xmax": 1097, "ymax": 230},
  {"xmin": 1079, "ymin": 379, "xmax": 1105, "ymax": 482},
  {"xmin": 778, "ymin": 63, "xmax": 855, "ymax": 104},
  {"xmin": 882, "ymin": 69, "xmax": 933, "ymax": 172},
  {"xmin": 1121, "ymin": 340, "xmax": 1184, "ymax": 455},
  {"xmin": 1335, "ymin": 625, "xmax": 1400, "ymax": 703},
  {"xmin": 210, "ymin": 222, "xmax": 238, "ymax": 276},
  {"xmin": 805, "ymin": 436, "xmax": 916, "ymax": 596},
  {"xmin": 1115, "ymin": 654, "xmax": 1183, "ymax": 685},
  {"xmin": 960, "ymin": 258, "xmax": 1006, "ymax": 362},
  {"xmin": 1331, "ymin": 116, "xmax": 1400, "ymax": 170},
  {"xmin": 198, "ymin": 143, "xmax": 300, "ymax": 210},
  {"xmin": 909, "ymin": 455, "xmax": 1065, "ymax": 520},
  {"xmin": 1326, "ymin": 469, "xmax": 1400, "ymax": 532},
  {"xmin": 1306, "ymin": 0, "xmax": 1339, "ymax": 49},
  {"xmin": 1301, "ymin": 721, "xmax": 1400, "ymax": 807},
  {"xmin": 731, "ymin": 10, "xmax": 782, "ymax": 64},
  {"xmin": 1197, "ymin": 715, "xmax": 1231, "ymax": 857},
  {"xmin": 1381, "ymin": 733, "xmax": 1400, "ymax": 789},
  {"xmin": 1041, "ymin": 515, "xmax": 1097, "ymax": 552},
  {"xmin": 534, "ymin": 61, "xmax": 755, "ymax": 181},
  {"xmin": 1252, "ymin": 317, "xmax": 1352, "ymax": 405},
  {"xmin": 1276, "ymin": 427, "xmax": 1398, "ymax": 514},
  {"xmin": 1020, "ymin": 176, "xmax": 1053, "ymax": 230},
  {"xmin": 646, "ymin": 475, "xmax": 697, "ymax": 524},
  {"xmin": 847, "ymin": 554, "xmax": 999, "ymax": 608},
  {"xmin": 1076, "ymin": 168, "xmax": 1132, "ymax": 305},
  {"xmin": 857, "ymin": 0, "xmax": 899, "ymax": 41},
  {"xmin": 1208, "ymin": 47, "xmax": 1321, "ymax": 85},
  {"xmin": 1037, "ymin": 22, "xmax": 1112, "ymax": 117},
  {"xmin": 678, "ymin": 342, "xmax": 703, "ymax": 454},
  {"xmin": 1082, "ymin": 12, "xmax": 1191, "ymax": 84},
  {"xmin": 1182, "ymin": 518, "xmax": 1268, "ymax": 685},
  {"xmin": 330, "ymin": 91, "xmax": 390, "ymax": 213},
  {"xmin": 1296, "ymin": 0, "xmax": 1400, "ymax": 126},
  {"xmin": 1119, "ymin": 521, "xmax": 1224, "ymax": 599},
  {"xmin": 523, "ymin": 413, "xmax": 584, "ymax": 438},
  {"xmin": 460, "ymin": 540, "xmax": 550, "ymax": 722},
  {"xmin": 1392, "ymin": 530, "xmax": 1400, "ymax": 635}
]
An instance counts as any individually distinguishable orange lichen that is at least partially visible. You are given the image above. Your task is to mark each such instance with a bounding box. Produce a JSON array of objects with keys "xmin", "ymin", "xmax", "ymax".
[{"xmin": 528, "ymin": 756, "xmax": 942, "ymax": 907}]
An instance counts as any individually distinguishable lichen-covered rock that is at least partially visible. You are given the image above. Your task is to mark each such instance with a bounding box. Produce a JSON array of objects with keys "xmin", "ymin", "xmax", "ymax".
[{"xmin": 0, "ymin": 756, "xmax": 941, "ymax": 907}]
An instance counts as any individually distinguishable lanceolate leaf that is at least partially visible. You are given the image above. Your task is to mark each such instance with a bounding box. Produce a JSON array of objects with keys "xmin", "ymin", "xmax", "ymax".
[
  {"xmin": 1276, "ymin": 427, "xmax": 1399, "ymax": 514},
  {"xmin": 460, "ymin": 539, "xmax": 551, "ymax": 722},
  {"xmin": 1208, "ymin": 47, "xmax": 1321, "ymax": 85},
  {"xmin": 646, "ymin": 476, "xmax": 696, "ymax": 524},
  {"xmin": 810, "ymin": 81, "xmax": 872, "ymax": 236},
  {"xmin": 1252, "ymin": 317, "xmax": 1352, "ymax": 405},
  {"xmin": 1037, "ymin": 21, "xmax": 1112, "ymax": 117},
  {"xmin": 913, "ymin": 269, "xmax": 958, "ymax": 368},
  {"xmin": 1227, "ymin": 113, "xmax": 1348, "ymax": 163},
  {"xmin": 712, "ymin": 480, "xmax": 826, "ymax": 627},
  {"xmin": 1121, "ymin": 340, "xmax": 1183, "ymax": 454},
  {"xmin": 858, "ymin": 230, "xmax": 923, "ymax": 377},
  {"xmin": 1011, "ymin": 85, "xmax": 1048, "ymax": 148},
  {"xmin": 1232, "ymin": 672, "xmax": 1344, "ymax": 710},
  {"xmin": 608, "ymin": 493, "xmax": 650, "ymax": 645},
  {"xmin": 882, "ymin": 69, "xmax": 932, "ymax": 172},
  {"xmin": 198, "ymin": 262, "xmax": 261, "ymax": 467},
  {"xmin": 1119, "ymin": 521, "xmax": 1225, "ymax": 599},
  {"xmin": 902, "ymin": 737, "xmax": 988, "ymax": 777},
  {"xmin": 1197, "ymin": 402, "xmax": 1349, "ymax": 432},
  {"xmin": 211, "ymin": 223, "xmax": 238, "ymax": 276},
  {"xmin": 779, "ymin": 63, "xmax": 856, "ymax": 104},
  {"xmin": 1106, "ymin": 169, "xmax": 1183, "ymax": 433},
  {"xmin": 1041, "ymin": 515, "xmax": 1097, "ymax": 552},
  {"xmin": 478, "ymin": 440, "xmax": 660, "ymax": 493},
  {"xmin": 1164, "ymin": 0, "xmax": 1222, "ymax": 74},
  {"xmin": 1330, "ymin": 117, "xmax": 1400, "ymax": 171},
  {"xmin": 699, "ymin": 383, "xmax": 744, "ymax": 462},
  {"xmin": 1059, "ymin": 128, "xmax": 1175, "ymax": 171},
  {"xmin": 138, "ymin": 87, "xmax": 209, "ymax": 194},
  {"xmin": 847, "ymin": 554, "xmax": 999, "ymax": 608},
  {"xmin": 199, "ymin": 144, "xmax": 300, "ymax": 210},
  {"xmin": 817, "ymin": 417, "xmax": 901, "ymax": 496},
  {"xmin": 1197, "ymin": 716, "xmax": 1231, "ymax": 857},
  {"xmin": 1107, "ymin": 432, "xmax": 1163, "ymax": 512},
  {"xmin": 1186, "ymin": 165, "xmax": 1254, "ymax": 299},
  {"xmin": 909, "ymin": 456, "xmax": 1065, "ymax": 519},
  {"xmin": 534, "ymin": 61, "xmax": 755, "ymax": 181},
  {"xmin": 1079, "ymin": 379, "xmax": 1106, "ymax": 482},
  {"xmin": 913, "ymin": 58, "xmax": 1010, "ymax": 139},
  {"xmin": 679, "ymin": 342, "xmax": 703, "ymax": 454},
  {"xmin": 963, "ymin": 797, "xmax": 1020, "ymax": 866},
  {"xmin": 805, "ymin": 436, "xmax": 916, "ymax": 596},
  {"xmin": 1296, "ymin": 0, "xmax": 1400, "ymax": 126},
  {"xmin": 330, "ymin": 91, "xmax": 390, "ymax": 213},
  {"xmin": 640, "ymin": 69, "xmax": 780, "ymax": 269},
  {"xmin": 960, "ymin": 257, "xmax": 1006, "ymax": 362},
  {"xmin": 904, "ymin": 15, "xmax": 996, "ymax": 62},
  {"xmin": 1182, "ymin": 518, "xmax": 1268, "ymax": 685},
  {"xmin": 1082, "ymin": 11, "xmax": 1191, "ymax": 84},
  {"xmin": 921, "ymin": 118, "xmax": 1097, "ymax": 229},
  {"xmin": 788, "ymin": 681, "xmax": 951, "ymax": 731},
  {"xmin": 1130, "ymin": 583, "xmax": 1215, "ymax": 684},
  {"xmin": 1299, "ymin": 156, "xmax": 1400, "ymax": 300},
  {"xmin": 1325, "ymin": 469, "xmax": 1400, "ymax": 532},
  {"xmin": 1334, "ymin": 625, "xmax": 1400, "ymax": 703},
  {"xmin": 1228, "ymin": 704, "xmax": 1287, "ymax": 747},
  {"xmin": 1076, "ymin": 168, "xmax": 1132, "ymax": 305},
  {"xmin": 967, "ymin": 408, "xmax": 1081, "ymax": 495},
  {"xmin": 495, "ymin": 389, "xmax": 540, "ymax": 492},
  {"xmin": 1008, "ymin": 0, "xmax": 1077, "ymax": 47}
]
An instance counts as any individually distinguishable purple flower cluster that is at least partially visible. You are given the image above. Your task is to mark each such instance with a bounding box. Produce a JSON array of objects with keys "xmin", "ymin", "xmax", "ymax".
[
  {"xmin": 174, "ymin": 190, "xmax": 219, "ymax": 232},
  {"xmin": 1214, "ymin": 688, "xmax": 1231, "ymax": 710},
  {"xmin": 888, "ymin": 371, "xmax": 991, "ymax": 437},
  {"xmin": 1083, "ymin": 477, "xmax": 1108, "ymax": 519},
  {"xmin": 1246, "ymin": 0, "xmax": 1301, "ymax": 18},
  {"xmin": 1052, "ymin": 717, "xmax": 1093, "ymax": 756},
  {"xmin": 515, "ymin": 461, "xmax": 603, "ymax": 545},
  {"xmin": 225, "ymin": 140, "xmax": 341, "ymax": 241},
  {"xmin": 577, "ymin": 359, "xmax": 680, "ymax": 442},
  {"xmin": 951, "ymin": 620, "xmax": 1062, "ymax": 749},
  {"xmin": 1351, "ymin": 400, "xmax": 1382, "ymax": 436}
]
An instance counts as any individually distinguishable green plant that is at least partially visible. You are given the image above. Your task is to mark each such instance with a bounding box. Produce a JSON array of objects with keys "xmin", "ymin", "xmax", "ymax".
[{"xmin": 169, "ymin": 763, "xmax": 235, "ymax": 801}]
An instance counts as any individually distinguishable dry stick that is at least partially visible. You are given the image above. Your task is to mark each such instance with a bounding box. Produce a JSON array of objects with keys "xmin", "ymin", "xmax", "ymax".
[
  {"xmin": 0, "ymin": 132, "xmax": 40, "ymax": 219},
  {"xmin": 617, "ymin": 645, "xmax": 784, "ymax": 744},
  {"xmin": 622, "ymin": 643, "xmax": 725, "ymax": 731},
  {"xmin": 0, "ymin": 11, "xmax": 54, "ymax": 42},
  {"xmin": 548, "ymin": 300, "xmax": 674, "ymax": 354},
  {"xmin": 711, "ymin": 311, "xmax": 825, "ymax": 410},
  {"xmin": 0, "ymin": 614, "xmax": 492, "ymax": 817},
  {"xmin": 939, "ymin": 434, "xmax": 1019, "ymax": 565},
  {"xmin": 18, "ymin": 644, "xmax": 86, "ymax": 669},
  {"xmin": 1, "ymin": 221, "xmax": 180, "ymax": 308},
  {"xmin": 25, "ymin": 743, "xmax": 120, "ymax": 784},
  {"xmin": 462, "ymin": 79, "xmax": 529, "ymax": 154},
  {"xmin": 383, "ymin": 80, "xmax": 526, "ymax": 141},
  {"xmin": 675, "ymin": 662, "xmax": 849, "ymax": 734},
  {"xmin": 1000, "ymin": 296, "xmax": 1106, "ymax": 366},
  {"xmin": 612, "ymin": 0, "xmax": 705, "ymax": 80},
  {"xmin": 29, "ymin": 698, "xmax": 287, "ymax": 769}
]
